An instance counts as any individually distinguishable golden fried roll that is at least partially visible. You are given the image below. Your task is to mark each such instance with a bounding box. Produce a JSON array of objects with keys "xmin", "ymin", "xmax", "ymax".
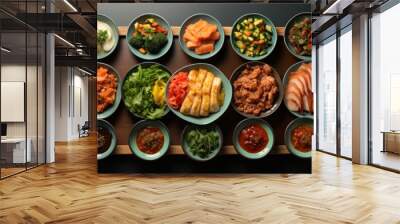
[
  {"xmin": 190, "ymin": 69, "xmax": 207, "ymax": 117},
  {"xmin": 210, "ymin": 77, "xmax": 222, "ymax": 113},
  {"xmin": 180, "ymin": 69, "xmax": 198, "ymax": 115},
  {"xmin": 199, "ymin": 72, "xmax": 215, "ymax": 117}
]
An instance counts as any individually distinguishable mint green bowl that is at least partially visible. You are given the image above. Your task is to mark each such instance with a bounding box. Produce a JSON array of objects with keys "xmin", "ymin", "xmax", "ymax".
[
  {"xmin": 122, "ymin": 62, "xmax": 171, "ymax": 120},
  {"xmin": 128, "ymin": 120, "xmax": 170, "ymax": 161},
  {"xmin": 97, "ymin": 62, "xmax": 122, "ymax": 119},
  {"xmin": 230, "ymin": 13, "xmax": 277, "ymax": 61},
  {"xmin": 97, "ymin": 119, "xmax": 117, "ymax": 160},
  {"xmin": 231, "ymin": 61, "xmax": 283, "ymax": 118},
  {"xmin": 97, "ymin": 14, "xmax": 119, "ymax": 60},
  {"xmin": 166, "ymin": 63, "xmax": 232, "ymax": 125},
  {"xmin": 179, "ymin": 13, "xmax": 225, "ymax": 60},
  {"xmin": 284, "ymin": 12, "xmax": 312, "ymax": 61},
  {"xmin": 283, "ymin": 60, "xmax": 313, "ymax": 119},
  {"xmin": 126, "ymin": 13, "xmax": 173, "ymax": 60},
  {"xmin": 284, "ymin": 117, "xmax": 313, "ymax": 158},
  {"xmin": 181, "ymin": 124, "xmax": 223, "ymax": 162},
  {"xmin": 233, "ymin": 118, "xmax": 274, "ymax": 159}
]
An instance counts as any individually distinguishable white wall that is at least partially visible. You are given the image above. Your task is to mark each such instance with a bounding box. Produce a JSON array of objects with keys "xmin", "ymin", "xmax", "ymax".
[{"xmin": 54, "ymin": 66, "xmax": 89, "ymax": 141}]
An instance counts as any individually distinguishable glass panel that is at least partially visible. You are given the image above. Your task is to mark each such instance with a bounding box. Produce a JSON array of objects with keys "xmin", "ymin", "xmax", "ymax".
[
  {"xmin": 317, "ymin": 36, "xmax": 337, "ymax": 154},
  {"xmin": 0, "ymin": 18, "xmax": 27, "ymax": 177},
  {"xmin": 26, "ymin": 0, "xmax": 39, "ymax": 169},
  {"xmin": 38, "ymin": 32, "xmax": 45, "ymax": 165},
  {"xmin": 27, "ymin": 30, "xmax": 38, "ymax": 169},
  {"xmin": 339, "ymin": 28, "xmax": 352, "ymax": 158},
  {"xmin": 371, "ymin": 4, "xmax": 400, "ymax": 171}
]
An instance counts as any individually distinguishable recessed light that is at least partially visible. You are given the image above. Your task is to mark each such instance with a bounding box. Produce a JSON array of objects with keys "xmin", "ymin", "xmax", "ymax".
[
  {"xmin": 1, "ymin": 47, "xmax": 11, "ymax": 53},
  {"xmin": 63, "ymin": 0, "xmax": 78, "ymax": 12},
  {"xmin": 54, "ymin": 34, "xmax": 75, "ymax": 48}
]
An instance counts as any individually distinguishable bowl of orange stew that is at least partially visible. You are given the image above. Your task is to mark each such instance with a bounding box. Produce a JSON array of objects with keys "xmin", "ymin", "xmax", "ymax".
[
  {"xmin": 232, "ymin": 118, "xmax": 274, "ymax": 159},
  {"xmin": 284, "ymin": 117, "xmax": 313, "ymax": 158},
  {"xmin": 97, "ymin": 62, "xmax": 122, "ymax": 119},
  {"xmin": 128, "ymin": 120, "xmax": 170, "ymax": 161}
]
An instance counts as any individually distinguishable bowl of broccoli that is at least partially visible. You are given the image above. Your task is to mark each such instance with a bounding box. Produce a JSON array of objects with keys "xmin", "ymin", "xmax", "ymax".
[{"xmin": 126, "ymin": 13, "xmax": 173, "ymax": 60}]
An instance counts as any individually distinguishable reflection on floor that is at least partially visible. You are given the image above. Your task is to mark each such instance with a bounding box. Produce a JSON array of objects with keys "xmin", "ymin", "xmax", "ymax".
[
  {"xmin": 0, "ymin": 137, "xmax": 399, "ymax": 223},
  {"xmin": 373, "ymin": 150, "xmax": 400, "ymax": 171},
  {"xmin": 0, "ymin": 163, "xmax": 42, "ymax": 178}
]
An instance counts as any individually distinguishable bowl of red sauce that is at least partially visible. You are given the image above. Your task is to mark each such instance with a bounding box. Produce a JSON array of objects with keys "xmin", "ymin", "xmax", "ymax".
[
  {"xmin": 233, "ymin": 118, "xmax": 274, "ymax": 159},
  {"xmin": 128, "ymin": 120, "xmax": 170, "ymax": 161},
  {"xmin": 284, "ymin": 117, "xmax": 313, "ymax": 158}
]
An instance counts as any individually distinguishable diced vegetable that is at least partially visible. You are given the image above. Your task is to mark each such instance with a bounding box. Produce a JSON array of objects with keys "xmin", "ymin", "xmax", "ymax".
[{"xmin": 233, "ymin": 16, "xmax": 274, "ymax": 57}]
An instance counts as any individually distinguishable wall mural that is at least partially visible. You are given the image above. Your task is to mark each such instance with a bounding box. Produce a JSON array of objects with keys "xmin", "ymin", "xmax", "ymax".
[{"xmin": 96, "ymin": 3, "xmax": 313, "ymax": 173}]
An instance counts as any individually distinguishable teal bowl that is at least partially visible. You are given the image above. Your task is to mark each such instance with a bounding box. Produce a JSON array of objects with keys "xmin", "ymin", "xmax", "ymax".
[
  {"xmin": 97, "ymin": 14, "xmax": 119, "ymax": 60},
  {"xmin": 126, "ymin": 13, "xmax": 173, "ymax": 60},
  {"xmin": 230, "ymin": 13, "xmax": 277, "ymax": 61},
  {"xmin": 97, "ymin": 62, "xmax": 122, "ymax": 119},
  {"xmin": 181, "ymin": 124, "xmax": 223, "ymax": 162},
  {"xmin": 284, "ymin": 117, "xmax": 313, "ymax": 158},
  {"xmin": 283, "ymin": 60, "xmax": 313, "ymax": 119},
  {"xmin": 166, "ymin": 63, "xmax": 232, "ymax": 125},
  {"xmin": 230, "ymin": 61, "xmax": 283, "ymax": 118},
  {"xmin": 179, "ymin": 13, "xmax": 225, "ymax": 60},
  {"xmin": 122, "ymin": 62, "xmax": 171, "ymax": 120},
  {"xmin": 233, "ymin": 118, "xmax": 274, "ymax": 159},
  {"xmin": 284, "ymin": 12, "xmax": 312, "ymax": 61},
  {"xmin": 97, "ymin": 119, "xmax": 117, "ymax": 160},
  {"xmin": 128, "ymin": 120, "xmax": 170, "ymax": 161}
]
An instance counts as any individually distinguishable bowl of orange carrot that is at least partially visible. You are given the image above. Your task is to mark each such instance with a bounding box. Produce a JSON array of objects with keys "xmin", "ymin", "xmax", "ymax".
[
  {"xmin": 97, "ymin": 62, "xmax": 122, "ymax": 119},
  {"xmin": 179, "ymin": 14, "xmax": 225, "ymax": 60}
]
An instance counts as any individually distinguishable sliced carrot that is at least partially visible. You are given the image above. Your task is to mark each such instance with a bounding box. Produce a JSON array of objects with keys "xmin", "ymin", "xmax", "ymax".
[
  {"xmin": 186, "ymin": 41, "xmax": 201, "ymax": 49},
  {"xmin": 195, "ymin": 43, "xmax": 214, "ymax": 55},
  {"xmin": 210, "ymin": 31, "xmax": 220, "ymax": 41},
  {"xmin": 198, "ymin": 24, "xmax": 217, "ymax": 40}
]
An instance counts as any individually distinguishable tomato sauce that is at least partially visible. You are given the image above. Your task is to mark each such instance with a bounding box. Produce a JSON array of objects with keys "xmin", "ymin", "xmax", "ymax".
[
  {"xmin": 291, "ymin": 125, "xmax": 313, "ymax": 152},
  {"xmin": 136, "ymin": 127, "xmax": 164, "ymax": 154},
  {"xmin": 239, "ymin": 124, "xmax": 268, "ymax": 153}
]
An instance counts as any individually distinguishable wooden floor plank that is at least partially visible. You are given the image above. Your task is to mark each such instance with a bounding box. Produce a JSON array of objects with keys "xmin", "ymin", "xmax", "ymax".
[{"xmin": 0, "ymin": 136, "xmax": 399, "ymax": 223}]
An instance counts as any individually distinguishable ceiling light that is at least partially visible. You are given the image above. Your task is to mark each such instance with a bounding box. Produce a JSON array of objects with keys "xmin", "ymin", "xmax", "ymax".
[
  {"xmin": 1, "ymin": 47, "xmax": 11, "ymax": 53},
  {"xmin": 78, "ymin": 67, "xmax": 93, "ymax": 76},
  {"xmin": 323, "ymin": 0, "xmax": 342, "ymax": 14},
  {"xmin": 54, "ymin": 34, "xmax": 75, "ymax": 48},
  {"xmin": 63, "ymin": 0, "xmax": 78, "ymax": 12}
]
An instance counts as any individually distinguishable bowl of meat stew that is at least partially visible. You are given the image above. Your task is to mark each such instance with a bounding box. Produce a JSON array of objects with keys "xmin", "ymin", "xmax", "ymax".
[{"xmin": 230, "ymin": 61, "xmax": 283, "ymax": 118}]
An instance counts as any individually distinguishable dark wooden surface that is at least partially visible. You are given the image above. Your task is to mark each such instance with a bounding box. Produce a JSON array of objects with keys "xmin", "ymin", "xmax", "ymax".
[
  {"xmin": 98, "ymin": 3, "xmax": 311, "ymax": 173},
  {"xmin": 101, "ymin": 36, "xmax": 300, "ymax": 146}
]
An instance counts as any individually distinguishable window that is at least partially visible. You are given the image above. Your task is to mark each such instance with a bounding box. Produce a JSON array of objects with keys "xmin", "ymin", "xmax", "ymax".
[
  {"xmin": 339, "ymin": 27, "xmax": 352, "ymax": 158},
  {"xmin": 317, "ymin": 35, "xmax": 337, "ymax": 154},
  {"xmin": 370, "ymin": 3, "xmax": 400, "ymax": 171}
]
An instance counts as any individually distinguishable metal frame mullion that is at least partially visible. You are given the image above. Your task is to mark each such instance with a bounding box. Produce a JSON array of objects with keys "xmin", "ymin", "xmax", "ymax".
[
  {"xmin": 315, "ymin": 44, "xmax": 319, "ymax": 151},
  {"xmin": 0, "ymin": 17, "xmax": 2, "ymax": 179},
  {"xmin": 24, "ymin": 0, "xmax": 28, "ymax": 171},
  {"xmin": 367, "ymin": 10, "xmax": 373, "ymax": 166},
  {"xmin": 336, "ymin": 27, "xmax": 341, "ymax": 157}
]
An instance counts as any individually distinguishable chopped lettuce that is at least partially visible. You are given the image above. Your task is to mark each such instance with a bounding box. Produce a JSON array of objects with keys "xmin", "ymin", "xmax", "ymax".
[{"xmin": 123, "ymin": 65, "xmax": 170, "ymax": 119}]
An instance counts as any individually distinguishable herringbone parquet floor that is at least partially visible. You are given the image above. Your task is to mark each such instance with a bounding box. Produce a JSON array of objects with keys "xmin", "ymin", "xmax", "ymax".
[{"xmin": 0, "ymin": 136, "xmax": 399, "ymax": 224}]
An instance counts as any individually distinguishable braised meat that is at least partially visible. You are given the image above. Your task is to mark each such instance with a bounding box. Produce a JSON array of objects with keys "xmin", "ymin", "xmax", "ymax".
[{"xmin": 233, "ymin": 64, "xmax": 279, "ymax": 116}]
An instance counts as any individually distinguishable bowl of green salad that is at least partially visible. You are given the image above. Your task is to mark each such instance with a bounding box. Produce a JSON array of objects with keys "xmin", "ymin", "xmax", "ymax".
[
  {"xmin": 181, "ymin": 124, "xmax": 223, "ymax": 162},
  {"xmin": 122, "ymin": 62, "xmax": 171, "ymax": 120}
]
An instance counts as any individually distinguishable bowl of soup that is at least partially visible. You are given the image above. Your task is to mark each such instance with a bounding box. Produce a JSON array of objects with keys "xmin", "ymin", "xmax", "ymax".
[
  {"xmin": 233, "ymin": 118, "xmax": 274, "ymax": 159},
  {"xmin": 284, "ymin": 117, "xmax": 313, "ymax": 158},
  {"xmin": 128, "ymin": 120, "xmax": 170, "ymax": 161}
]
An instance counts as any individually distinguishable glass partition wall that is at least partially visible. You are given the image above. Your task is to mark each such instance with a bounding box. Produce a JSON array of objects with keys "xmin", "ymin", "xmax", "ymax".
[
  {"xmin": 370, "ymin": 3, "xmax": 400, "ymax": 171},
  {"xmin": 0, "ymin": 2, "xmax": 46, "ymax": 179},
  {"xmin": 316, "ymin": 25, "xmax": 353, "ymax": 159},
  {"xmin": 317, "ymin": 35, "xmax": 337, "ymax": 155}
]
